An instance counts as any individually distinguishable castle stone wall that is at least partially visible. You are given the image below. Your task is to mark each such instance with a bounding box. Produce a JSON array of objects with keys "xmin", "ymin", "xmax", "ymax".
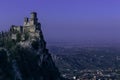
[{"xmin": 10, "ymin": 12, "xmax": 41, "ymax": 41}]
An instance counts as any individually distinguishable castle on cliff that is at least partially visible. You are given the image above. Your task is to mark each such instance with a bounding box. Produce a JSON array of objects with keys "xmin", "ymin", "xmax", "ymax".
[{"xmin": 10, "ymin": 12, "xmax": 42, "ymax": 41}]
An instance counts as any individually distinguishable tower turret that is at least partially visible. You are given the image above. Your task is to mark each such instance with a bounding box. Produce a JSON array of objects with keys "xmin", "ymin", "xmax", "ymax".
[
  {"xmin": 31, "ymin": 12, "xmax": 37, "ymax": 19},
  {"xmin": 30, "ymin": 12, "xmax": 38, "ymax": 25},
  {"xmin": 24, "ymin": 17, "xmax": 29, "ymax": 26}
]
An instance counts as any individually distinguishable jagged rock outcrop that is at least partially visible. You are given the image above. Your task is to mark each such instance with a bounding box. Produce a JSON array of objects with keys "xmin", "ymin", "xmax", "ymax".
[
  {"xmin": 0, "ymin": 46, "xmax": 62, "ymax": 80},
  {"xmin": 0, "ymin": 12, "xmax": 64, "ymax": 80}
]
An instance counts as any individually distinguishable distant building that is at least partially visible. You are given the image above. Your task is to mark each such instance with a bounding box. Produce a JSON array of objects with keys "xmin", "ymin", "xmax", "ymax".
[{"xmin": 10, "ymin": 12, "xmax": 41, "ymax": 41}]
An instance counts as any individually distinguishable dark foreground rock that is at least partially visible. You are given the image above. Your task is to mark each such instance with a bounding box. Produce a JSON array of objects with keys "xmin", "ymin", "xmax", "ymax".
[
  {"xmin": 0, "ymin": 46, "xmax": 63, "ymax": 80},
  {"xmin": 0, "ymin": 12, "xmax": 66, "ymax": 80}
]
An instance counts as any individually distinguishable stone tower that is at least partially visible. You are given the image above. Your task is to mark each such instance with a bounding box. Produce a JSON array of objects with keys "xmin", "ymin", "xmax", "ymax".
[
  {"xmin": 29, "ymin": 12, "xmax": 38, "ymax": 26},
  {"xmin": 11, "ymin": 12, "xmax": 41, "ymax": 41},
  {"xmin": 23, "ymin": 17, "xmax": 29, "ymax": 26}
]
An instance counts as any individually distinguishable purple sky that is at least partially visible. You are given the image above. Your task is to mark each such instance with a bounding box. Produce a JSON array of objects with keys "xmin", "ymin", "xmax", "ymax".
[{"xmin": 0, "ymin": 0, "xmax": 120, "ymax": 44}]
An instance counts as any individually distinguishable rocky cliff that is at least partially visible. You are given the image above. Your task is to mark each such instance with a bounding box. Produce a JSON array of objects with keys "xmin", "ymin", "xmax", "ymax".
[
  {"xmin": 0, "ymin": 45, "xmax": 62, "ymax": 80},
  {"xmin": 0, "ymin": 12, "xmax": 65, "ymax": 80}
]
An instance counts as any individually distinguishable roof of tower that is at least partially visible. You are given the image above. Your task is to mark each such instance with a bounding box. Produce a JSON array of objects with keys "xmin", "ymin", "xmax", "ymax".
[{"xmin": 31, "ymin": 12, "xmax": 37, "ymax": 14}]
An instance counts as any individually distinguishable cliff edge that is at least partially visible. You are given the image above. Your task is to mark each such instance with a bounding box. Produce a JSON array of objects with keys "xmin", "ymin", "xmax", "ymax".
[{"xmin": 0, "ymin": 12, "xmax": 65, "ymax": 80}]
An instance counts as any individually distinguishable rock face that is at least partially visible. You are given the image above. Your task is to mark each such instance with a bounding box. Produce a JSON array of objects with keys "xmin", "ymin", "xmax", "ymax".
[{"xmin": 0, "ymin": 12, "xmax": 63, "ymax": 80}]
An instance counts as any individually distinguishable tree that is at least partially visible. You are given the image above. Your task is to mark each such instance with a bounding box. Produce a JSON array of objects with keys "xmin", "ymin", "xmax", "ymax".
[
  {"xmin": 24, "ymin": 32, "xmax": 29, "ymax": 40},
  {"xmin": 31, "ymin": 40, "xmax": 39, "ymax": 50},
  {"xmin": 16, "ymin": 33, "xmax": 21, "ymax": 42}
]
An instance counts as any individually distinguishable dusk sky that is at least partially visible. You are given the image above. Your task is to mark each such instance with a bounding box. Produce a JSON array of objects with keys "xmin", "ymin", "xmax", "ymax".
[{"xmin": 0, "ymin": 0, "xmax": 120, "ymax": 44}]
